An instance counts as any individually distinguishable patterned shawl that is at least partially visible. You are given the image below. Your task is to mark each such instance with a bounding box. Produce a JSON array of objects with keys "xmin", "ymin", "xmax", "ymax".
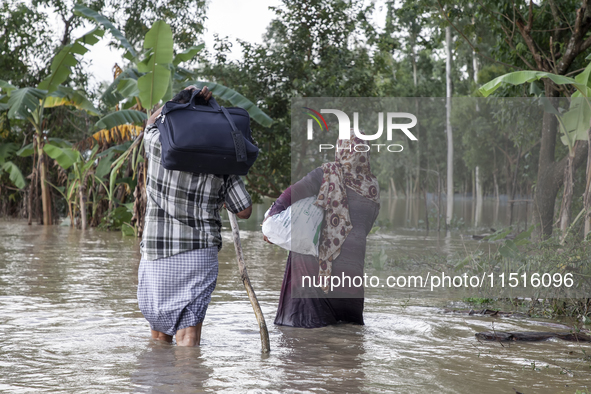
[{"xmin": 314, "ymin": 133, "xmax": 380, "ymax": 292}]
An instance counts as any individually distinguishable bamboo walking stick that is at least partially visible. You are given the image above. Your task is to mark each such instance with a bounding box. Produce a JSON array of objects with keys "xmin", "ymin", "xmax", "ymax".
[{"xmin": 227, "ymin": 211, "xmax": 271, "ymax": 353}]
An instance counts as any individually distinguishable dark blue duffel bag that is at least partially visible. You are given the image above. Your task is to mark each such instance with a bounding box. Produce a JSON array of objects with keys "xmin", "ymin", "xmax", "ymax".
[{"xmin": 156, "ymin": 89, "xmax": 259, "ymax": 175}]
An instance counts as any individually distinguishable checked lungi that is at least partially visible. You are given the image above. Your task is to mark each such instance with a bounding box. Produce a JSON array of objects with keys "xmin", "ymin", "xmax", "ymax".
[{"xmin": 137, "ymin": 246, "xmax": 218, "ymax": 336}]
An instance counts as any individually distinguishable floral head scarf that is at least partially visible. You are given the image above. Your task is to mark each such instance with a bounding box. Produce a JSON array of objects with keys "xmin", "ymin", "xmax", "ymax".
[{"xmin": 314, "ymin": 132, "xmax": 380, "ymax": 292}]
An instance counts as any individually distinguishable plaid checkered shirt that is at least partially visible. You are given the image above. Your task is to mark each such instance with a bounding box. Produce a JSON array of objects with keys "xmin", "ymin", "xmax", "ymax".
[{"xmin": 140, "ymin": 122, "xmax": 252, "ymax": 261}]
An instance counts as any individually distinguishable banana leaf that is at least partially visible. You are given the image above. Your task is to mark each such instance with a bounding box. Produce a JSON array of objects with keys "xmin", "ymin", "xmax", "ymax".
[
  {"xmin": 101, "ymin": 68, "xmax": 142, "ymax": 108},
  {"xmin": 137, "ymin": 21, "xmax": 173, "ymax": 109},
  {"xmin": 38, "ymin": 28, "xmax": 104, "ymax": 94},
  {"xmin": 43, "ymin": 144, "xmax": 80, "ymax": 170},
  {"xmin": 44, "ymin": 86, "xmax": 101, "ymax": 116},
  {"xmin": 184, "ymin": 80, "xmax": 273, "ymax": 127},
  {"xmin": 73, "ymin": 4, "xmax": 137, "ymax": 60},
  {"xmin": 0, "ymin": 80, "xmax": 17, "ymax": 95},
  {"xmin": 117, "ymin": 78, "xmax": 140, "ymax": 99},
  {"xmin": 1, "ymin": 161, "xmax": 26, "ymax": 189},
  {"xmin": 173, "ymin": 44, "xmax": 204, "ymax": 66},
  {"xmin": 0, "ymin": 143, "xmax": 18, "ymax": 162},
  {"xmin": 479, "ymin": 71, "xmax": 585, "ymax": 97},
  {"xmin": 7, "ymin": 87, "xmax": 47, "ymax": 120},
  {"xmin": 95, "ymin": 109, "xmax": 147, "ymax": 130},
  {"xmin": 16, "ymin": 143, "xmax": 34, "ymax": 157}
]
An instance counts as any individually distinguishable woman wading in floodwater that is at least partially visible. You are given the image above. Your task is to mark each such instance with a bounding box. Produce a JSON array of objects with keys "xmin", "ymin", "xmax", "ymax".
[{"xmin": 264, "ymin": 133, "xmax": 380, "ymax": 328}]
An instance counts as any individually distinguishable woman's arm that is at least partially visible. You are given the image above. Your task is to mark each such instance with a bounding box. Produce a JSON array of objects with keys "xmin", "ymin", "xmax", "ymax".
[{"xmin": 267, "ymin": 167, "xmax": 323, "ymax": 217}]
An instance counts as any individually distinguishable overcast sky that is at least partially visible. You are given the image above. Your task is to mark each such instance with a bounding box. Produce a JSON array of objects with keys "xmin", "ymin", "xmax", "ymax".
[
  {"xmin": 79, "ymin": 1, "xmax": 281, "ymax": 89},
  {"xmin": 69, "ymin": 0, "xmax": 386, "ymax": 90}
]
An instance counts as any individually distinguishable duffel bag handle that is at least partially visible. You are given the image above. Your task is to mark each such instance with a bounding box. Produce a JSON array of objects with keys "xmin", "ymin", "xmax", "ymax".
[
  {"xmin": 190, "ymin": 88, "xmax": 221, "ymax": 110},
  {"xmin": 189, "ymin": 89, "xmax": 247, "ymax": 163}
]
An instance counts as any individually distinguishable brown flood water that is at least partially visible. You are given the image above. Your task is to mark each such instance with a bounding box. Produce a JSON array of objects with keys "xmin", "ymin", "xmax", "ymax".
[{"xmin": 0, "ymin": 198, "xmax": 590, "ymax": 393}]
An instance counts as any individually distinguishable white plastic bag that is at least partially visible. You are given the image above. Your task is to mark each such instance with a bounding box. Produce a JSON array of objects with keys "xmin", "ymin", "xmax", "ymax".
[{"xmin": 262, "ymin": 196, "xmax": 324, "ymax": 256}]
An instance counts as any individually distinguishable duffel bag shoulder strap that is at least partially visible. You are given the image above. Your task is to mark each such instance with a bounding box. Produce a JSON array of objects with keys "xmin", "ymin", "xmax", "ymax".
[
  {"xmin": 206, "ymin": 97, "xmax": 247, "ymax": 163},
  {"xmin": 221, "ymin": 106, "xmax": 247, "ymax": 163}
]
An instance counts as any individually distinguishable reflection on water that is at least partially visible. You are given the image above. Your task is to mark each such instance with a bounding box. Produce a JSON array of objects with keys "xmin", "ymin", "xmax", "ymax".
[{"xmin": 0, "ymin": 199, "xmax": 589, "ymax": 393}]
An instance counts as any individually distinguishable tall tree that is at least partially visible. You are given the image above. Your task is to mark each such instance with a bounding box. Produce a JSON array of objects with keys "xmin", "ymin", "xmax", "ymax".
[
  {"xmin": 441, "ymin": 0, "xmax": 591, "ymax": 239},
  {"xmin": 446, "ymin": 25, "xmax": 454, "ymax": 226}
]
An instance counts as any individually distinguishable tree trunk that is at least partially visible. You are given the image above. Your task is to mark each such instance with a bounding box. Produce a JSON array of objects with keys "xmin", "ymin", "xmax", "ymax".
[
  {"xmin": 533, "ymin": 89, "xmax": 560, "ymax": 239},
  {"xmin": 509, "ymin": 148, "xmax": 521, "ymax": 225},
  {"xmin": 437, "ymin": 170, "xmax": 441, "ymax": 231},
  {"xmin": 37, "ymin": 134, "xmax": 52, "ymax": 226},
  {"xmin": 79, "ymin": 185, "xmax": 87, "ymax": 230},
  {"xmin": 493, "ymin": 148, "xmax": 500, "ymax": 202},
  {"xmin": 493, "ymin": 174, "xmax": 499, "ymax": 201},
  {"xmin": 414, "ymin": 97, "xmax": 420, "ymax": 195},
  {"xmin": 445, "ymin": 25, "xmax": 454, "ymax": 227},
  {"xmin": 411, "ymin": 32, "xmax": 417, "ymax": 88},
  {"xmin": 475, "ymin": 166, "xmax": 483, "ymax": 228},
  {"xmin": 471, "ymin": 169, "xmax": 475, "ymax": 199},
  {"xmin": 131, "ymin": 160, "xmax": 147, "ymax": 238},
  {"xmin": 424, "ymin": 182, "xmax": 429, "ymax": 233},
  {"xmin": 584, "ymin": 128, "xmax": 591, "ymax": 238},
  {"xmin": 559, "ymin": 149, "xmax": 575, "ymax": 242},
  {"xmin": 533, "ymin": 88, "xmax": 588, "ymax": 239},
  {"xmin": 390, "ymin": 177, "xmax": 398, "ymax": 199},
  {"xmin": 476, "ymin": 166, "xmax": 483, "ymax": 204},
  {"xmin": 28, "ymin": 139, "xmax": 37, "ymax": 226}
]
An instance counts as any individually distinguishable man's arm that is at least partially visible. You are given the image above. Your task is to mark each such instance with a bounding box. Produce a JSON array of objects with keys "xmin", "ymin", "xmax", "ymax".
[
  {"xmin": 236, "ymin": 205, "xmax": 252, "ymax": 219},
  {"xmin": 224, "ymin": 175, "xmax": 252, "ymax": 220}
]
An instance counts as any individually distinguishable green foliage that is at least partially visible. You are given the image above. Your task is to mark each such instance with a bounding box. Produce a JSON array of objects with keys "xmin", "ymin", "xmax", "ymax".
[
  {"xmin": 462, "ymin": 297, "xmax": 494, "ymax": 305},
  {"xmin": 108, "ymin": 0, "xmax": 207, "ymax": 51},
  {"xmin": 137, "ymin": 21, "xmax": 174, "ymax": 110},
  {"xmin": 102, "ymin": 205, "xmax": 133, "ymax": 230},
  {"xmin": 184, "ymin": 81, "xmax": 273, "ymax": 127},
  {"xmin": 116, "ymin": 79, "xmax": 140, "ymax": 98},
  {"xmin": 173, "ymin": 45, "xmax": 204, "ymax": 66},
  {"xmin": 0, "ymin": 161, "xmax": 26, "ymax": 189},
  {"xmin": 201, "ymin": 0, "xmax": 380, "ymax": 200},
  {"xmin": 0, "ymin": 143, "xmax": 26, "ymax": 189},
  {"xmin": 372, "ymin": 249, "xmax": 388, "ymax": 270},
  {"xmin": 37, "ymin": 28, "xmax": 104, "ymax": 95},
  {"xmin": 73, "ymin": 4, "xmax": 137, "ymax": 59},
  {"xmin": 100, "ymin": 68, "xmax": 142, "ymax": 107},
  {"xmin": 95, "ymin": 141, "xmax": 131, "ymax": 179},
  {"xmin": 479, "ymin": 63, "xmax": 591, "ymax": 152},
  {"xmin": 0, "ymin": 2, "xmax": 53, "ymax": 86},
  {"xmin": 6, "ymin": 88, "xmax": 46, "ymax": 120},
  {"xmin": 43, "ymin": 144, "xmax": 80, "ymax": 170},
  {"xmin": 95, "ymin": 110, "xmax": 147, "ymax": 130},
  {"xmin": 44, "ymin": 85, "xmax": 101, "ymax": 115}
]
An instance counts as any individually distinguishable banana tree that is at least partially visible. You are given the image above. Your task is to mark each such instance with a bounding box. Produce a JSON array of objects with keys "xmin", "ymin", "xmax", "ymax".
[
  {"xmin": 75, "ymin": 6, "xmax": 274, "ymax": 236},
  {"xmin": 480, "ymin": 61, "xmax": 591, "ymax": 240},
  {"xmin": 75, "ymin": 4, "xmax": 273, "ymax": 127},
  {"xmin": 0, "ymin": 27, "xmax": 104, "ymax": 226},
  {"xmin": 43, "ymin": 141, "xmax": 104, "ymax": 230}
]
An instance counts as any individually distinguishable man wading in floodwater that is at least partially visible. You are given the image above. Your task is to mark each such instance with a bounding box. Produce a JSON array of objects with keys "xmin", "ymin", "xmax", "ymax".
[{"xmin": 137, "ymin": 86, "xmax": 253, "ymax": 346}]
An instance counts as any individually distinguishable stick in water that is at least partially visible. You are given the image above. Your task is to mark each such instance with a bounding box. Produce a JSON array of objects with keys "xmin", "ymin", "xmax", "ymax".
[{"xmin": 227, "ymin": 211, "xmax": 271, "ymax": 353}]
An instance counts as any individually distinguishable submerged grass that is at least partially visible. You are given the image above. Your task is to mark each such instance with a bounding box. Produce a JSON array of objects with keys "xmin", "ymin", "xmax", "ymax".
[{"xmin": 370, "ymin": 227, "xmax": 591, "ymax": 320}]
